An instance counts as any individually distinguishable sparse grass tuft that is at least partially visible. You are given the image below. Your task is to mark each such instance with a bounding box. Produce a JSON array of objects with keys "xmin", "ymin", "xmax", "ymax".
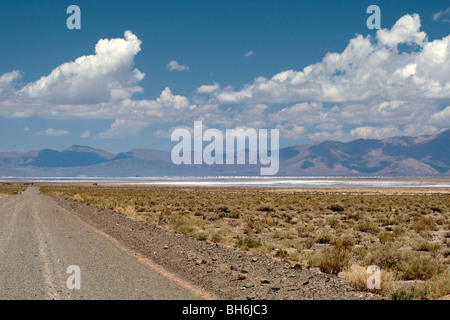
[
  {"xmin": 235, "ymin": 234, "xmax": 262, "ymax": 251},
  {"xmin": 391, "ymin": 272, "xmax": 450, "ymax": 300}
]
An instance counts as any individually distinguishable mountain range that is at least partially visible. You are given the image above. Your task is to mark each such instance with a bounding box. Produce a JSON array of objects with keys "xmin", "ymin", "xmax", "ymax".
[{"xmin": 1, "ymin": 129, "xmax": 449, "ymax": 177}]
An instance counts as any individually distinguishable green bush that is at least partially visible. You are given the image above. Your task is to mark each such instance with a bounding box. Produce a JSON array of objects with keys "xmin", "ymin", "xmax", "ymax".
[
  {"xmin": 364, "ymin": 243, "xmax": 404, "ymax": 270},
  {"xmin": 391, "ymin": 286, "xmax": 427, "ymax": 300},
  {"xmin": 365, "ymin": 243, "xmax": 443, "ymax": 280},
  {"xmin": 235, "ymin": 235, "xmax": 262, "ymax": 250},
  {"xmin": 399, "ymin": 256, "xmax": 443, "ymax": 281}
]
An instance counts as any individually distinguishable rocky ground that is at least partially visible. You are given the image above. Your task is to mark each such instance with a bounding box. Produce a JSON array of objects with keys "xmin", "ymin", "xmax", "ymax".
[{"xmin": 51, "ymin": 194, "xmax": 387, "ymax": 300}]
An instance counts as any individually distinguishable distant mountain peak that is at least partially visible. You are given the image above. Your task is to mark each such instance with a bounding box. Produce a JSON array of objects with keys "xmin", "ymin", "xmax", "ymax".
[
  {"xmin": 0, "ymin": 129, "xmax": 448, "ymax": 177},
  {"xmin": 63, "ymin": 145, "xmax": 115, "ymax": 160}
]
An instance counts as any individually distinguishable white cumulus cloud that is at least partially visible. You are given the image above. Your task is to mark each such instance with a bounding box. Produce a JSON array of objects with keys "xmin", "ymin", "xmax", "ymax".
[
  {"xmin": 196, "ymin": 83, "xmax": 220, "ymax": 94},
  {"xmin": 377, "ymin": 14, "xmax": 426, "ymax": 47},
  {"xmin": 0, "ymin": 15, "xmax": 448, "ymax": 142},
  {"xmin": 20, "ymin": 31, "xmax": 144, "ymax": 105},
  {"xmin": 167, "ymin": 60, "xmax": 190, "ymax": 72},
  {"xmin": 193, "ymin": 14, "xmax": 449, "ymax": 141},
  {"xmin": 0, "ymin": 31, "xmax": 198, "ymax": 139},
  {"xmin": 203, "ymin": 14, "xmax": 449, "ymax": 106}
]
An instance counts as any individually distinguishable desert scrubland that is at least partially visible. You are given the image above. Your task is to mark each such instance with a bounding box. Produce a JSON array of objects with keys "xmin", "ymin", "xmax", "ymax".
[
  {"xmin": 38, "ymin": 184, "xmax": 450, "ymax": 299},
  {"xmin": 0, "ymin": 183, "xmax": 28, "ymax": 196}
]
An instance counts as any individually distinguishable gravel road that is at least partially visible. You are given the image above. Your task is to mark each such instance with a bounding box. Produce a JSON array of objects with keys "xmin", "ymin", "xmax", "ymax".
[{"xmin": 0, "ymin": 187, "xmax": 200, "ymax": 300}]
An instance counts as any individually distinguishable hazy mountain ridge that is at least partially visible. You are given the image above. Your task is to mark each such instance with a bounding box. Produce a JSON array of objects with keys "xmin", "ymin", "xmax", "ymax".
[{"xmin": 0, "ymin": 130, "xmax": 449, "ymax": 177}]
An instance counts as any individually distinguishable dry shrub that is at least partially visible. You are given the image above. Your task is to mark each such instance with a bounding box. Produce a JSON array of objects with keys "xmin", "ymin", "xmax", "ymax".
[
  {"xmin": 218, "ymin": 209, "xmax": 240, "ymax": 219},
  {"xmin": 344, "ymin": 211, "xmax": 362, "ymax": 221},
  {"xmin": 409, "ymin": 236, "xmax": 434, "ymax": 252},
  {"xmin": 341, "ymin": 234, "xmax": 358, "ymax": 247},
  {"xmin": 235, "ymin": 234, "xmax": 262, "ymax": 250},
  {"xmin": 341, "ymin": 264, "xmax": 395, "ymax": 295},
  {"xmin": 364, "ymin": 243, "xmax": 404, "ymax": 270},
  {"xmin": 365, "ymin": 243, "xmax": 444, "ymax": 281},
  {"xmin": 307, "ymin": 238, "xmax": 351, "ymax": 275},
  {"xmin": 326, "ymin": 216, "xmax": 340, "ymax": 229},
  {"xmin": 256, "ymin": 204, "xmax": 275, "ymax": 212},
  {"xmin": 315, "ymin": 228, "xmax": 333, "ymax": 244},
  {"xmin": 0, "ymin": 184, "xmax": 27, "ymax": 194},
  {"xmin": 73, "ymin": 194, "xmax": 84, "ymax": 202},
  {"xmin": 378, "ymin": 231, "xmax": 396, "ymax": 244},
  {"xmin": 124, "ymin": 205, "xmax": 136, "ymax": 216},
  {"xmin": 411, "ymin": 216, "xmax": 438, "ymax": 232},
  {"xmin": 328, "ymin": 204, "xmax": 344, "ymax": 212},
  {"xmin": 391, "ymin": 225, "xmax": 403, "ymax": 237},
  {"xmin": 424, "ymin": 271, "xmax": 450, "ymax": 299},
  {"xmin": 274, "ymin": 248, "xmax": 288, "ymax": 258},
  {"xmin": 398, "ymin": 255, "xmax": 443, "ymax": 281},
  {"xmin": 158, "ymin": 207, "xmax": 172, "ymax": 224},
  {"xmin": 352, "ymin": 246, "xmax": 368, "ymax": 260},
  {"xmin": 356, "ymin": 218, "xmax": 380, "ymax": 234},
  {"xmin": 391, "ymin": 271, "xmax": 450, "ymax": 300},
  {"xmin": 441, "ymin": 248, "xmax": 450, "ymax": 258},
  {"xmin": 302, "ymin": 237, "xmax": 316, "ymax": 249}
]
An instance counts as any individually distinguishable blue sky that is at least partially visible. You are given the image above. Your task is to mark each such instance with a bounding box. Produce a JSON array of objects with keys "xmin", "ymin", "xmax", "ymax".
[{"xmin": 0, "ymin": 0, "xmax": 449, "ymax": 153}]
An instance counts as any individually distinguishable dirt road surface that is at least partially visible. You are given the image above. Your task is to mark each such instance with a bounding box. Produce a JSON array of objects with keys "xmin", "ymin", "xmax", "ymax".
[{"xmin": 0, "ymin": 187, "xmax": 201, "ymax": 300}]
